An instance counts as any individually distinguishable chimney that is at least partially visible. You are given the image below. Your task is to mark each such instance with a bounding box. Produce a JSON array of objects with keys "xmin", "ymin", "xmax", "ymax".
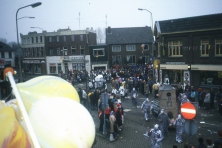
[{"xmin": 107, "ymin": 26, "xmax": 111, "ymax": 34}]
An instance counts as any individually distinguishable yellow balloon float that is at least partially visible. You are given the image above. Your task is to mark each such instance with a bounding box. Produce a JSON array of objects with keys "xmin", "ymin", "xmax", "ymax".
[
  {"xmin": 29, "ymin": 97, "xmax": 95, "ymax": 148},
  {"xmin": 0, "ymin": 106, "xmax": 31, "ymax": 148},
  {"xmin": 16, "ymin": 76, "xmax": 80, "ymax": 112}
]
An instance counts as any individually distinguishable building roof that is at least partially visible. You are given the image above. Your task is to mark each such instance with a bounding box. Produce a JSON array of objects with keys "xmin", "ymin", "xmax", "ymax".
[
  {"xmin": 0, "ymin": 41, "xmax": 14, "ymax": 51},
  {"xmin": 155, "ymin": 13, "xmax": 222, "ymax": 35},
  {"xmin": 106, "ymin": 26, "xmax": 153, "ymax": 44}
]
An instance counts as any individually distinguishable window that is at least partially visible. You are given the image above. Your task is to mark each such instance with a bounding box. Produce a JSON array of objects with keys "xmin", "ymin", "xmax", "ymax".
[
  {"xmin": 71, "ymin": 46, "xmax": 76, "ymax": 55},
  {"xmin": 40, "ymin": 36, "xmax": 43, "ymax": 42},
  {"xmin": 126, "ymin": 45, "xmax": 136, "ymax": 51},
  {"xmin": 49, "ymin": 63, "xmax": 56, "ymax": 74},
  {"xmin": 80, "ymin": 46, "xmax": 84, "ymax": 55},
  {"xmin": 71, "ymin": 35, "xmax": 75, "ymax": 42},
  {"xmin": 112, "ymin": 45, "xmax": 121, "ymax": 52},
  {"xmin": 23, "ymin": 38, "xmax": 26, "ymax": 44},
  {"xmin": 112, "ymin": 55, "xmax": 122, "ymax": 65},
  {"xmin": 40, "ymin": 47, "xmax": 44, "ymax": 56},
  {"xmin": 49, "ymin": 48, "xmax": 53, "ymax": 56},
  {"xmin": 49, "ymin": 36, "xmax": 52, "ymax": 42},
  {"xmin": 34, "ymin": 64, "xmax": 41, "ymax": 74},
  {"xmin": 36, "ymin": 37, "xmax": 38, "ymax": 43},
  {"xmin": 9, "ymin": 52, "xmax": 12, "ymax": 58},
  {"xmin": 144, "ymin": 44, "xmax": 149, "ymax": 51},
  {"xmin": 93, "ymin": 48, "xmax": 105, "ymax": 57},
  {"xmin": 215, "ymin": 39, "xmax": 222, "ymax": 56},
  {"xmin": 63, "ymin": 47, "xmax": 68, "ymax": 55},
  {"xmin": 126, "ymin": 55, "xmax": 136, "ymax": 64},
  {"xmin": 1, "ymin": 52, "xmax": 4, "ymax": 58},
  {"xmin": 57, "ymin": 48, "xmax": 61, "ymax": 56},
  {"xmin": 32, "ymin": 37, "xmax": 34, "ymax": 43},
  {"xmin": 57, "ymin": 63, "xmax": 61, "ymax": 73},
  {"xmin": 200, "ymin": 40, "xmax": 209, "ymax": 56},
  {"xmin": 168, "ymin": 41, "xmax": 183, "ymax": 57},
  {"xmin": 72, "ymin": 63, "xmax": 85, "ymax": 71},
  {"xmin": 56, "ymin": 36, "xmax": 59, "ymax": 42},
  {"xmin": 30, "ymin": 48, "xmax": 33, "ymax": 57},
  {"xmin": 63, "ymin": 36, "xmax": 66, "ymax": 42},
  {"xmin": 80, "ymin": 35, "xmax": 83, "ymax": 41}
]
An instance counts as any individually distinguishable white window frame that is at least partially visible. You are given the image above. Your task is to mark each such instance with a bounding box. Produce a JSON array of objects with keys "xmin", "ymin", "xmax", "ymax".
[
  {"xmin": 168, "ymin": 41, "xmax": 183, "ymax": 57},
  {"xmin": 200, "ymin": 39, "xmax": 209, "ymax": 57},
  {"xmin": 215, "ymin": 39, "xmax": 222, "ymax": 56},
  {"xmin": 126, "ymin": 45, "xmax": 136, "ymax": 51},
  {"xmin": 63, "ymin": 47, "xmax": 68, "ymax": 55},
  {"xmin": 93, "ymin": 48, "xmax": 105, "ymax": 57},
  {"xmin": 112, "ymin": 45, "xmax": 121, "ymax": 52}
]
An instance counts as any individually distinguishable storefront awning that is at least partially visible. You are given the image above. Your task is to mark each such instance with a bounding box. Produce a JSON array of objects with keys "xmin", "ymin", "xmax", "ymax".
[
  {"xmin": 160, "ymin": 64, "xmax": 188, "ymax": 70},
  {"xmin": 191, "ymin": 65, "xmax": 222, "ymax": 71}
]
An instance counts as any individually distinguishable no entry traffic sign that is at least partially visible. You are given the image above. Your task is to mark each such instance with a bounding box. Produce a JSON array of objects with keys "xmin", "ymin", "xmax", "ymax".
[{"xmin": 181, "ymin": 102, "xmax": 196, "ymax": 119}]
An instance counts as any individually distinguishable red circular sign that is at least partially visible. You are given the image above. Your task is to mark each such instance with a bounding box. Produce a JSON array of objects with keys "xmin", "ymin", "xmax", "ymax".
[{"xmin": 180, "ymin": 102, "xmax": 196, "ymax": 119}]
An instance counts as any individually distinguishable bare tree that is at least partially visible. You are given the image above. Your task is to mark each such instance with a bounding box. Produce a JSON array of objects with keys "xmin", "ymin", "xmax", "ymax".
[
  {"xmin": 0, "ymin": 38, "xmax": 7, "ymax": 44},
  {"xmin": 96, "ymin": 27, "xmax": 105, "ymax": 44}
]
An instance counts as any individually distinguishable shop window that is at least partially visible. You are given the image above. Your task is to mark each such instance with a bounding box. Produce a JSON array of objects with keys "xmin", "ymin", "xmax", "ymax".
[
  {"xmin": 72, "ymin": 63, "xmax": 85, "ymax": 71},
  {"xmin": 49, "ymin": 63, "xmax": 56, "ymax": 74},
  {"xmin": 200, "ymin": 40, "xmax": 209, "ymax": 56},
  {"xmin": 168, "ymin": 41, "xmax": 183, "ymax": 57},
  {"xmin": 215, "ymin": 39, "xmax": 222, "ymax": 56},
  {"xmin": 34, "ymin": 64, "xmax": 41, "ymax": 74}
]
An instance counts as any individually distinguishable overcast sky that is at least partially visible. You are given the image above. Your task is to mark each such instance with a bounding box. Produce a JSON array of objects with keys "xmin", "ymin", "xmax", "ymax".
[{"xmin": 0, "ymin": 0, "xmax": 222, "ymax": 43}]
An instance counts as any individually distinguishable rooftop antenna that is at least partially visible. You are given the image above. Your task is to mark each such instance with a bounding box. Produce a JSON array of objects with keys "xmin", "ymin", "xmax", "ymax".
[
  {"xmin": 105, "ymin": 14, "xmax": 107, "ymax": 28},
  {"xmin": 79, "ymin": 12, "xmax": 80, "ymax": 30}
]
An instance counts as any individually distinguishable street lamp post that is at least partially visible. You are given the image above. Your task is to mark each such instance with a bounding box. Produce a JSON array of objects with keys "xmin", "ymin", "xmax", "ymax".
[
  {"xmin": 138, "ymin": 8, "xmax": 153, "ymax": 30},
  {"xmin": 16, "ymin": 2, "xmax": 42, "ymax": 82},
  {"xmin": 30, "ymin": 26, "xmax": 44, "ymax": 31},
  {"xmin": 17, "ymin": 16, "xmax": 35, "ymax": 20},
  {"xmin": 138, "ymin": 8, "xmax": 155, "ymax": 81}
]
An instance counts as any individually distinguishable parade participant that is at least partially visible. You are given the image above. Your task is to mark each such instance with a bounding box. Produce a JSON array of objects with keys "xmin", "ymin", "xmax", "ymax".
[
  {"xmin": 148, "ymin": 124, "xmax": 163, "ymax": 148},
  {"xmin": 158, "ymin": 109, "xmax": 170, "ymax": 138},
  {"xmin": 153, "ymin": 82, "xmax": 159, "ymax": 98},
  {"xmin": 173, "ymin": 114, "xmax": 185, "ymax": 143},
  {"xmin": 109, "ymin": 111, "xmax": 116, "ymax": 141},
  {"xmin": 141, "ymin": 98, "xmax": 151, "ymax": 121},
  {"xmin": 120, "ymin": 88, "xmax": 125, "ymax": 101},
  {"xmin": 181, "ymin": 95, "xmax": 190, "ymax": 105},
  {"xmin": 112, "ymin": 88, "xmax": 118, "ymax": 95},
  {"xmin": 131, "ymin": 87, "xmax": 138, "ymax": 108}
]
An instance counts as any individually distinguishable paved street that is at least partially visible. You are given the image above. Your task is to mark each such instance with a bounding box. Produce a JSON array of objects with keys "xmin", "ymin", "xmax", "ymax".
[{"xmin": 73, "ymin": 82, "xmax": 222, "ymax": 148}]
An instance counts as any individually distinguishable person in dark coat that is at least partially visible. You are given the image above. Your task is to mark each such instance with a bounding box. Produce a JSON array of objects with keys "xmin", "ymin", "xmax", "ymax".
[
  {"xmin": 115, "ymin": 106, "xmax": 123, "ymax": 128},
  {"xmin": 158, "ymin": 109, "xmax": 170, "ymax": 138}
]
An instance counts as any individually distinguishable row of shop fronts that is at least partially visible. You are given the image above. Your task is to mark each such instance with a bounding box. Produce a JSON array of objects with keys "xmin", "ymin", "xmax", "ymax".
[
  {"xmin": 155, "ymin": 63, "xmax": 222, "ymax": 89},
  {"xmin": 21, "ymin": 55, "xmax": 95, "ymax": 79}
]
